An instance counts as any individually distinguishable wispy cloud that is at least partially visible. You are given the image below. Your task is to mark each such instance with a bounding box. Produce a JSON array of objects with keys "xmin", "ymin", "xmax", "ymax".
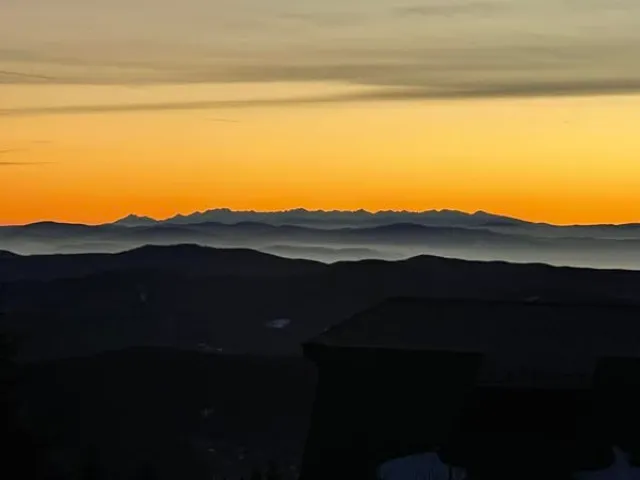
[
  {"xmin": 278, "ymin": 11, "xmax": 364, "ymax": 27},
  {"xmin": 4, "ymin": 77, "xmax": 640, "ymax": 117},
  {"xmin": 2, "ymin": 0, "xmax": 640, "ymax": 104},
  {"xmin": 0, "ymin": 69, "xmax": 56, "ymax": 81},
  {"xmin": 0, "ymin": 148, "xmax": 53, "ymax": 165},
  {"xmin": 394, "ymin": 2, "xmax": 503, "ymax": 17},
  {"xmin": 0, "ymin": 161, "xmax": 53, "ymax": 166},
  {"xmin": 0, "ymin": 150, "xmax": 52, "ymax": 166},
  {"xmin": 205, "ymin": 117, "xmax": 241, "ymax": 123},
  {"xmin": 2, "ymin": 38, "xmax": 640, "ymax": 88},
  {"xmin": 0, "ymin": 97, "xmax": 347, "ymax": 116}
]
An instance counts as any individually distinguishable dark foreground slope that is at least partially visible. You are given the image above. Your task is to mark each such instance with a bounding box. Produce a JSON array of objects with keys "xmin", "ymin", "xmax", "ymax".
[
  {"xmin": 17, "ymin": 349, "xmax": 315, "ymax": 480},
  {"xmin": 3, "ymin": 246, "xmax": 640, "ymax": 479},
  {"xmin": 2, "ymin": 246, "xmax": 640, "ymax": 362}
]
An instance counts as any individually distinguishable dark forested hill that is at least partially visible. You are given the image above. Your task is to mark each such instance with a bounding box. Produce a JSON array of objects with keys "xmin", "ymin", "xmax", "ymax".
[
  {"xmin": 18, "ymin": 348, "xmax": 315, "ymax": 480},
  {"xmin": 2, "ymin": 246, "xmax": 640, "ymax": 362},
  {"xmin": 3, "ymin": 247, "xmax": 640, "ymax": 479}
]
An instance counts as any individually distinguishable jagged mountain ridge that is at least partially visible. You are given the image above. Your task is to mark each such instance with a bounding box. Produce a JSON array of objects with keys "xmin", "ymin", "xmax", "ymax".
[{"xmin": 114, "ymin": 208, "xmax": 529, "ymax": 228}]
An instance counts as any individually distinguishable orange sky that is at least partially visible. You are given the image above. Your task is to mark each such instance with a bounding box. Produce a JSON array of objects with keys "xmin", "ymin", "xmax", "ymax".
[
  {"xmin": 3, "ymin": 83, "xmax": 640, "ymax": 226},
  {"xmin": 4, "ymin": 0, "xmax": 640, "ymax": 226}
]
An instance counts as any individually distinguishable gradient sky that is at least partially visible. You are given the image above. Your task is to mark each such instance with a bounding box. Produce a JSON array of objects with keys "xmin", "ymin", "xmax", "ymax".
[{"xmin": 2, "ymin": 0, "xmax": 640, "ymax": 225}]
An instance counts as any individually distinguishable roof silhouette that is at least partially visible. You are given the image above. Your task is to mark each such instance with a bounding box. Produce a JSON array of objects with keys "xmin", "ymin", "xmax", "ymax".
[{"xmin": 306, "ymin": 297, "xmax": 640, "ymax": 388}]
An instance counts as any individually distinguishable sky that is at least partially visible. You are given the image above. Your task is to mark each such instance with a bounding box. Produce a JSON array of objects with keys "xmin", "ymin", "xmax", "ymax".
[{"xmin": 2, "ymin": 0, "xmax": 640, "ymax": 225}]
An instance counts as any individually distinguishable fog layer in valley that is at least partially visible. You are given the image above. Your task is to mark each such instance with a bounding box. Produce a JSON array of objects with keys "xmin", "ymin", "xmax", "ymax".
[{"xmin": 2, "ymin": 209, "xmax": 640, "ymax": 269}]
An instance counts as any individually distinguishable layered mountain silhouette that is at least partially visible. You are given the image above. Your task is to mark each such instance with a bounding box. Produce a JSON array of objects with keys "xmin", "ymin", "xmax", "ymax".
[
  {"xmin": 4, "ymin": 214, "xmax": 640, "ymax": 478},
  {"xmin": 3, "ymin": 216, "xmax": 640, "ymax": 268}
]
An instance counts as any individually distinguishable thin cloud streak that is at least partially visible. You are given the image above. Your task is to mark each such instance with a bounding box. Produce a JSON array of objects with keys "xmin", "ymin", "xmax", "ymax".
[
  {"xmin": 0, "ymin": 148, "xmax": 54, "ymax": 166},
  {"xmin": 0, "ymin": 70, "xmax": 56, "ymax": 81},
  {"xmin": 205, "ymin": 117, "xmax": 241, "ymax": 123},
  {"xmin": 3, "ymin": 0, "xmax": 640, "ymax": 102},
  {"xmin": 2, "ymin": 41, "xmax": 640, "ymax": 95},
  {"xmin": 394, "ymin": 2, "xmax": 503, "ymax": 17},
  {"xmin": 4, "ymin": 78, "xmax": 640, "ymax": 116},
  {"xmin": 0, "ymin": 162, "xmax": 53, "ymax": 166}
]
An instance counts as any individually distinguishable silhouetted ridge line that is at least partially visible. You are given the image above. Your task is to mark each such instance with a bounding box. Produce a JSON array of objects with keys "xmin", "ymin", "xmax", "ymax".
[
  {"xmin": 308, "ymin": 296, "xmax": 640, "ymax": 357},
  {"xmin": 0, "ymin": 244, "xmax": 325, "ymax": 283},
  {"xmin": 368, "ymin": 295, "xmax": 640, "ymax": 311},
  {"xmin": 119, "ymin": 243, "xmax": 323, "ymax": 263},
  {"xmin": 103, "ymin": 208, "xmax": 638, "ymax": 227},
  {"xmin": 310, "ymin": 295, "xmax": 640, "ymax": 348}
]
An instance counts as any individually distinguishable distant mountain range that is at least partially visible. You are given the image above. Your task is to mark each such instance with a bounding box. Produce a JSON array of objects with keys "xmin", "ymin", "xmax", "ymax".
[
  {"xmin": 112, "ymin": 208, "xmax": 640, "ymax": 230},
  {"xmin": 114, "ymin": 208, "xmax": 529, "ymax": 228},
  {"xmin": 3, "ymin": 214, "xmax": 640, "ymax": 269}
]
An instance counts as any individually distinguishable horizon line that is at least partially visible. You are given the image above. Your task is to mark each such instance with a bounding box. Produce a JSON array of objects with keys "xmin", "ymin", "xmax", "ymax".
[{"xmin": 2, "ymin": 207, "xmax": 640, "ymax": 228}]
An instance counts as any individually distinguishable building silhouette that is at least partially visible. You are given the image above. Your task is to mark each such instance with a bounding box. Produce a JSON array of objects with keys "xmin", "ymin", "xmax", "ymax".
[{"xmin": 299, "ymin": 297, "xmax": 640, "ymax": 479}]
